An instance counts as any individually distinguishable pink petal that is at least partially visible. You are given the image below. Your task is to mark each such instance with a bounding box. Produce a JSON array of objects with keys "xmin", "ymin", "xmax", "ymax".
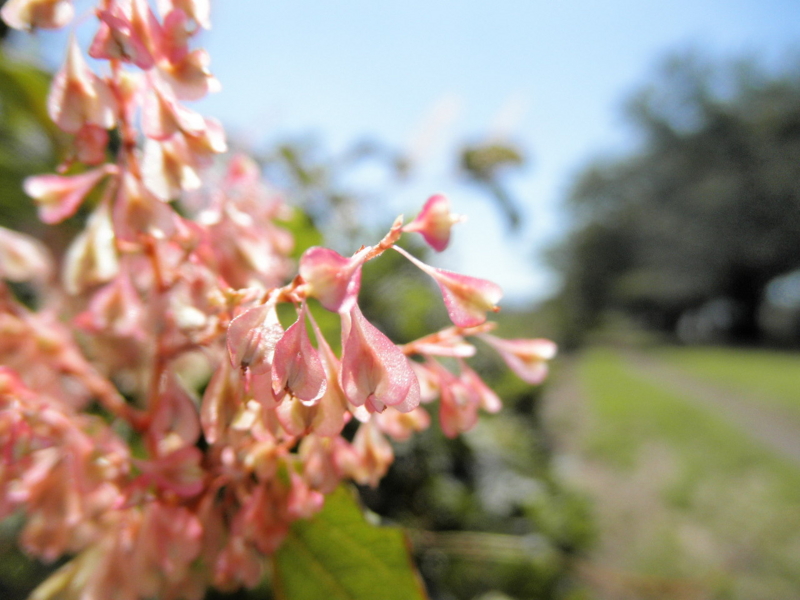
[
  {"xmin": 1, "ymin": 0, "xmax": 73, "ymax": 31},
  {"xmin": 156, "ymin": 48, "xmax": 220, "ymax": 101},
  {"xmin": 299, "ymin": 246, "xmax": 366, "ymax": 313},
  {"xmin": 113, "ymin": 171, "xmax": 180, "ymax": 241},
  {"xmin": 431, "ymin": 363, "xmax": 479, "ymax": 438},
  {"xmin": 141, "ymin": 138, "xmax": 202, "ymax": 201},
  {"xmin": 374, "ymin": 406, "xmax": 430, "ymax": 442},
  {"xmin": 402, "ymin": 193, "xmax": 464, "ymax": 252},
  {"xmin": 272, "ymin": 306, "xmax": 327, "ymax": 406},
  {"xmin": 200, "ymin": 361, "xmax": 245, "ymax": 444},
  {"xmin": 226, "ymin": 302, "xmax": 284, "ymax": 374},
  {"xmin": 224, "ymin": 154, "xmax": 261, "ymax": 187},
  {"xmin": 24, "ymin": 165, "xmax": 115, "ymax": 224},
  {"xmin": 0, "ymin": 226, "xmax": 52, "ymax": 282},
  {"xmin": 305, "ymin": 310, "xmax": 349, "ymax": 437},
  {"xmin": 157, "ymin": 0, "xmax": 210, "ymax": 29},
  {"xmin": 134, "ymin": 446, "xmax": 204, "ymax": 498},
  {"xmin": 63, "ymin": 200, "xmax": 119, "ymax": 294},
  {"xmin": 48, "ymin": 38, "xmax": 116, "ymax": 133},
  {"xmin": 459, "ymin": 361, "xmax": 502, "ymax": 413},
  {"xmin": 479, "ymin": 334, "xmax": 557, "ymax": 385},
  {"xmin": 394, "ymin": 246, "xmax": 502, "ymax": 327},
  {"xmin": 350, "ymin": 420, "xmax": 394, "ymax": 487},
  {"xmin": 274, "ymin": 398, "xmax": 316, "ymax": 437},
  {"xmin": 159, "ymin": 7, "xmax": 191, "ymax": 64},
  {"xmin": 404, "ymin": 329, "xmax": 476, "ymax": 358},
  {"xmin": 340, "ymin": 304, "xmax": 420, "ymax": 413},
  {"xmin": 149, "ymin": 373, "xmax": 201, "ymax": 452},
  {"xmin": 89, "ymin": 8, "xmax": 155, "ymax": 69},
  {"xmin": 73, "ymin": 267, "xmax": 143, "ymax": 338},
  {"xmin": 73, "ymin": 125, "xmax": 109, "ymax": 165},
  {"xmin": 142, "ymin": 76, "xmax": 206, "ymax": 140}
]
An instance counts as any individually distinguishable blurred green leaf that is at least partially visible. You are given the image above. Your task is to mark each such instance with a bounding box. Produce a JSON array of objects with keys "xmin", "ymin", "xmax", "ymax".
[
  {"xmin": 273, "ymin": 486, "xmax": 428, "ymax": 600},
  {"xmin": 276, "ymin": 207, "xmax": 324, "ymax": 260}
]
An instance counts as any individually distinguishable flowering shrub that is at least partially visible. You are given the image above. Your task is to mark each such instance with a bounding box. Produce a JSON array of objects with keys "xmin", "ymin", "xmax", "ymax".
[{"xmin": 0, "ymin": 1, "xmax": 556, "ymax": 598}]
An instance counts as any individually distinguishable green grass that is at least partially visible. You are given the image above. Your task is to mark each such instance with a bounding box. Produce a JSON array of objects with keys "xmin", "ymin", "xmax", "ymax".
[
  {"xmin": 654, "ymin": 346, "xmax": 800, "ymax": 418},
  {"xmin": 575, "ymin": 347, "xmax": 800, "ymax": 597},
  {"xmin": 581, "ymin": 348, "xmax": 800, "ymax": 492}
]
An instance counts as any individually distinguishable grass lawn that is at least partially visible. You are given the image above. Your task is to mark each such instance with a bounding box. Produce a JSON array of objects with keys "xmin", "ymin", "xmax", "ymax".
[
  {"xmin": 572, "ymin": 347, "xmax": 800, "ymax": 599},
  {"xmin": 653, "ymin": 346, "xmax": 800, "ymax": 419}
]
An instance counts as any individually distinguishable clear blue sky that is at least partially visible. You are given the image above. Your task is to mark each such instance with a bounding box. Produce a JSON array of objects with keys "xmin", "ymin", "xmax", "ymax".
[{"xmin": 21, "ymin": 1, "xmax": 800, "ymax": 304}]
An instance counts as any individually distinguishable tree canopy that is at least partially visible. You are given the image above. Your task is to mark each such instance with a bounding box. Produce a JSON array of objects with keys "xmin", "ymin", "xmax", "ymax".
[{"xmin": 552, "ymin": 52, "xmax": 800, "ymax": 346}]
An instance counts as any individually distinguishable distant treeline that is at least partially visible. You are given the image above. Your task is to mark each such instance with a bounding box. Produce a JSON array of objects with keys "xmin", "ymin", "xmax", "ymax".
[{"xmin": 549, "ymin": 51, "xmax": 800, "ymax": 348}]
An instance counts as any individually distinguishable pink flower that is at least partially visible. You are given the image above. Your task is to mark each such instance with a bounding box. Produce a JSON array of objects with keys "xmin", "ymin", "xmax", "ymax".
[
  {"xmin": 0, "ymin": 226, "xmax": 52, "ymax": 282},
  {"xmin": 200, "ymin": 361, "xmax": 245, "ymax": 444},
  {"xmin": 73, "ymin": 125, "xmax": 109, "ymax": 166},
  {"xmin": 113, "ymin": 172, "xmax": 180, "ymax": 242},
  {"xmin": 226, "ymin": 301, "xmax": 283, "ymax": 374},
  {"xmin": 298, "ymin": 246, "xmax": 367, "ymax": 313},
  {"xmin": 89, "ymin": 2, "xmax": 158, "ymax": 69},
  {"xmin": 141, "ymin": 119, "xmax": 226, "ymax": 200},
  {"xmin": 148, "ymin": 372, "xmax": 201, "ymax": 453},
  {"xmin": 0, "ymin": 0, "xmax": 73, "ymax": 31},
  {"xmin": 350, "ymin": 420, "xmax": 394, "ymax": 487},
  {"xmin": 157, "ymin": 48, "xmax": 220, "ymax": 101},
  {"xmin": 393, "ymin": 246, "xmax": 502, "ymax": 327},
  {"xmin": 131, "ymin": 501, "xmax": 204, "ymax": 597},
  {"xmin": 159, "ymin": 7, "xmax": 191, "ymax": 64},
  {"xmin": 401, "ymin": 328, "xmax": 476, "ymax": 358},
  {"xmin": 340, "ymin": 303, "xmax": 420, "ymax": 414},
  {"xmin": 63, "ymin": 200, "xmax": 119, "ymax": 294},
  {"xmin": 429, "ymin": 361, "xmax": 480, "ymax": 438},
  {"xmin": 142, "ymin": 76, "xmax": 206, "ymax": 140},
  {"xmin": 213, "ymin": 536, "xmax": 263, "ymax": 592},
  {"xmin": 458, "ymin": 361, "xmax": 502, "ymax": 413},
  {"xmin": 271, "ymin": 306, "xmax": 327, "ymax": 406},
  {"xmin": 302, "ymin": 311, "xmax": 350, "ymax": 437},
  {"xmin": 24, "ymin": 164, "xmax": 116, "ymax": 224},
  {"xmin": 48, "ymin": 37, "xmax": 116, "ymax": 133},
  {"xmin": 299, "ymin": 435, "xmax": 350, "ymax": 494},
  {"xmin": 157, "ymin": 0, "xmax": 211, "ymax": 30},
  {"xmin": 479, "ymin": 334, "xmax": 557, "ymax": 384},
  {"xmin": 374, "ymin": 406, "xmax": 430, "ymax": 442},
  {"xmin": 132, "ymin": 446, "xmax": 205, "ymax": 499},
  {"xmin": 73, "ymin": 267, "xmax": 143, "ymax": 339},
  {"xmin": 141, "ymin": 138, "xmax": 201, "ymax": 200},
  {"xmin": 402, "ymin": 193, "xmax": 464, "ymax": 252}
]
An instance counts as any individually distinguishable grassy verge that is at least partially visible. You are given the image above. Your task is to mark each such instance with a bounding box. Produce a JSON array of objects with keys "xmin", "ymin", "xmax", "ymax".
[
  {"xmin": 575, "ymin": 347, "xmax": 800, "ymax": 599},
  {"xmin": 653, "ymin": 346, "xmax": 800, "ymax": 418}
]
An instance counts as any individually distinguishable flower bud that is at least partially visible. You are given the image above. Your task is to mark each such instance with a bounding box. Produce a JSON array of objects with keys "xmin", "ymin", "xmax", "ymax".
[
  {"xmin": 0, "ymin": 0, "xmax": 73, "ymax": 31},
  {"xmin": 479, "ymin": 334, "xmax": 557, "ymax": 384},
  {"xmin": 48, "ymin": 38, "xmax": 116, "ymax": 133},
  {"xmin": 402, "ymin": 193, "xmax": 464, "ymax": 252},
  {"xmin": 394, "ymin": 246, "xmax": 502, "ymax": 327}
]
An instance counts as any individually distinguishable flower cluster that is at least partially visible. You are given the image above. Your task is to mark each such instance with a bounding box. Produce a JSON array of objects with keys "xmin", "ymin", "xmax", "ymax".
[{"xmin": 0, "ymin": 2, "xmax": 556, "ymax": 599}]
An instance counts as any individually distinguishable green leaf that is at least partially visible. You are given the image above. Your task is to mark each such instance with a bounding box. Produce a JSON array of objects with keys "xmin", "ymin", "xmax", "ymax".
[
  {"xmin": 277, "ymin": 207, "xmax": 323, "ymax": 260},
  {"xmin": 273, "ymin": 486, "xmax": 428, "ymax": 600}
]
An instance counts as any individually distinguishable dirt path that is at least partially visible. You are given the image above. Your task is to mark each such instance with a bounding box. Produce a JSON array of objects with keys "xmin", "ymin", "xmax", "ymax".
[
  {"xmin": 543, "ymin": 357, "xmax": 712, "ymax": 600},
  {"xmin": 541, "ymin": 350, "xmax": 800, "ymax": 600},
  {"xmin": 622, "ymin": 352, "xmax": 800, "ymax": 466}
]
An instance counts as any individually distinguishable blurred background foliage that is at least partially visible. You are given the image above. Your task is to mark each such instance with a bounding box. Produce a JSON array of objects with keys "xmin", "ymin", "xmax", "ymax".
[{"xmin": 547, "ymin": 52, "xmax": 800, "ymax": 350}]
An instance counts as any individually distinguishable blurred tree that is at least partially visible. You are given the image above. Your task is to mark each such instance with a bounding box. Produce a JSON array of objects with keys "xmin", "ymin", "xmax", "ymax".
[
  {"xmin": 552, "ymin": 52, "xmax": 800, "ymax": 345},
  {"xmin": 459, "ymin": 141, "xmax": 526, "ymax": 230}
]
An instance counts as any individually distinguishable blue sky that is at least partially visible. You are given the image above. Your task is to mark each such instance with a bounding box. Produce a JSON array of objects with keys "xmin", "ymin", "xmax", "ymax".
[{"xmin": 20, "ymin": 1, "xmax": 800, "ymax": 305}]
